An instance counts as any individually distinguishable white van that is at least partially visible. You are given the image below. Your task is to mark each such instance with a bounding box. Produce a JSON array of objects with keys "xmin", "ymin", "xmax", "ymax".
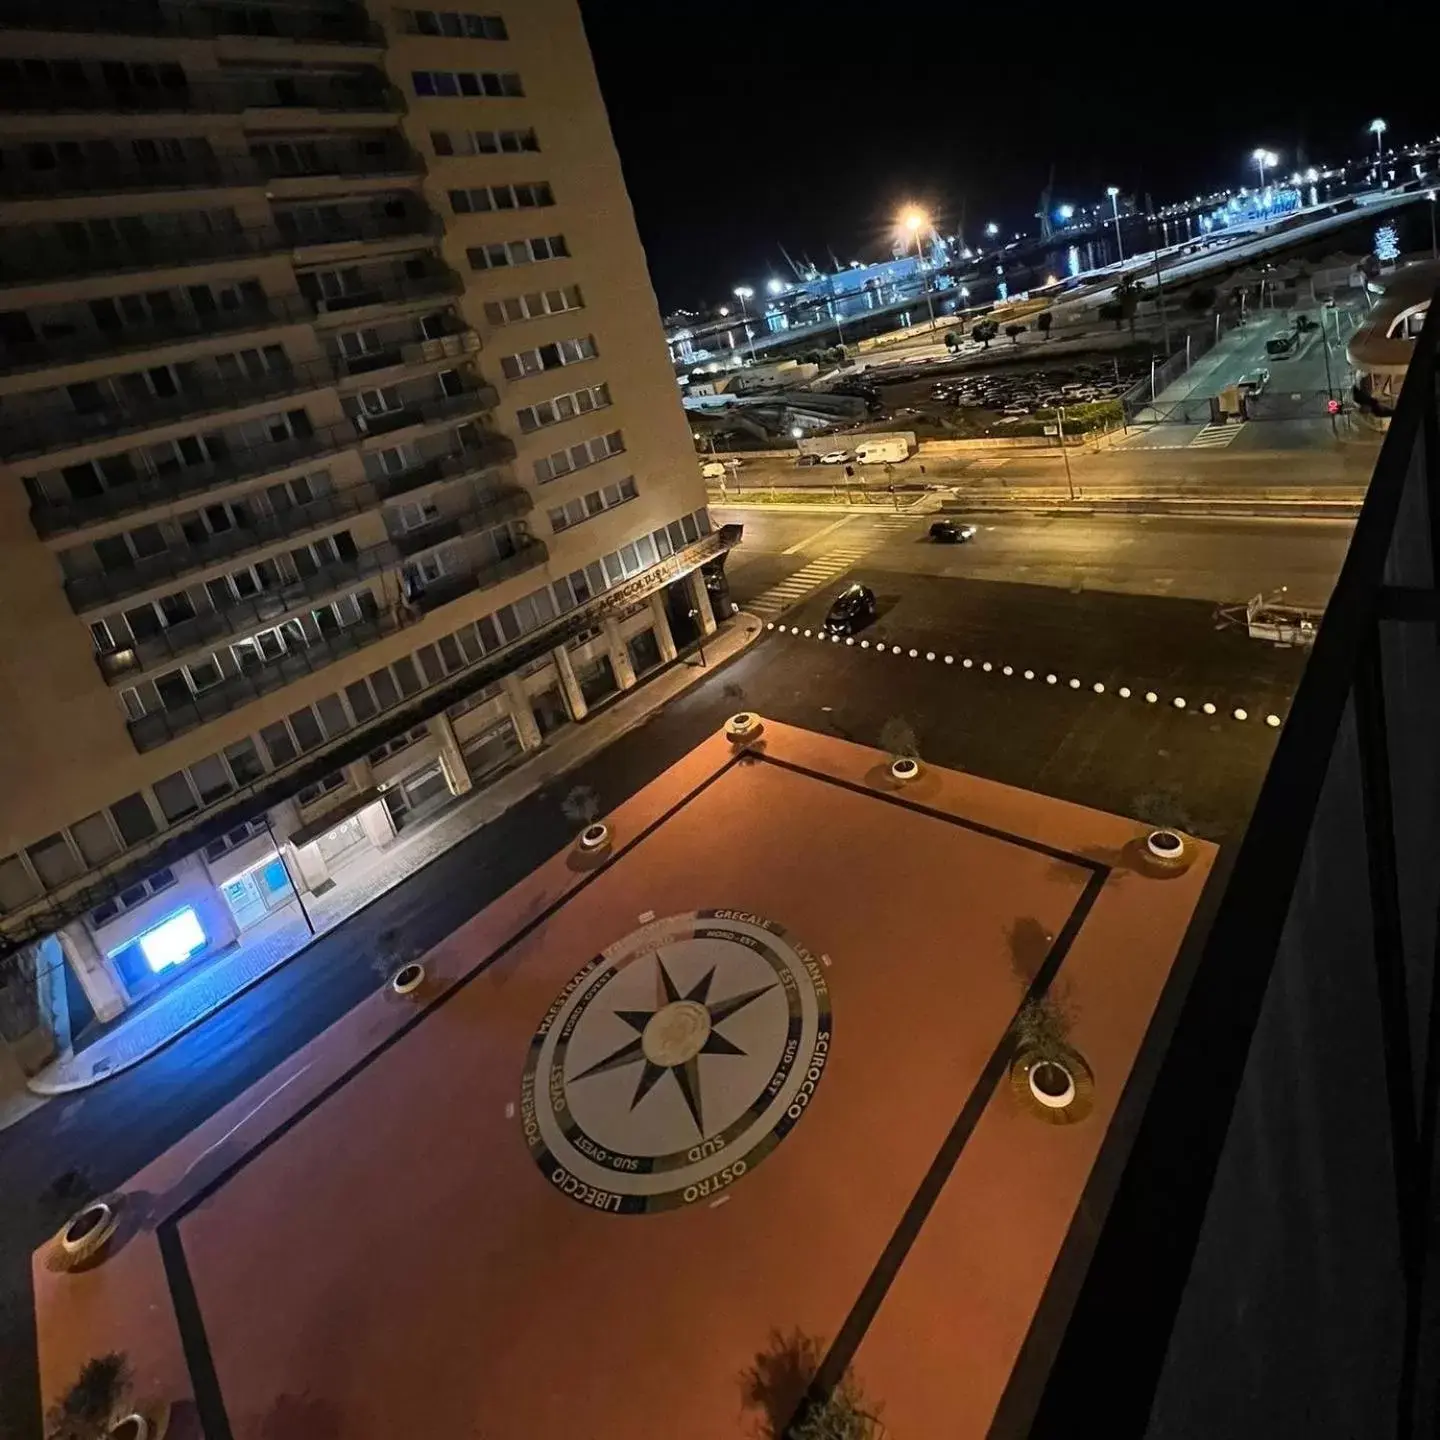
[
  {"xmin": 701, "ymin": 460, "xmax": 727, "ymax": 479},
  {"xmin": 854, "ymin": 438, "xmax": 909, "ymax": 464}
]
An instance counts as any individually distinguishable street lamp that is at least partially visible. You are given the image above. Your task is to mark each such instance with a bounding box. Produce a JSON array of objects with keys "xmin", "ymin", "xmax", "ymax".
[
  {"xmin": 1252, "ymin": 148, "xmax": 1277, "ymax": 191},
  {"xmin": 985, "ymin": 221, "xmax": 999, "ymax": 238},
  {"xmin": 1370, "ymin": 117, "xmax": 1388, "ymax": 164},
  {"xmin": 1106, "ymin": 186, "xmax": 1125, "ymax": 262},
  {"xmin": 900, "ymin": 207, "xmax": 938, "ymax": 332},
  {"xmin": 1056, "ymin": 204, "xmax": 1074, "ymax": 222},
  {"xmin": 732, "ymin": 286, "xmax": 754, "ymax": 360},
  {"xmin": 1429, "ymin": 190, "xmax": 1438, "ymax": 259}
]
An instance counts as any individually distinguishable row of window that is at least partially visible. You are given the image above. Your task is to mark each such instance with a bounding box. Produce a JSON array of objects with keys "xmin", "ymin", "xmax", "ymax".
[
  {"xmin": 412, "ymin": 70, "xmax": 522, "ymax": 99},
  {"xmin": 410, "ymin": 11, "xmax": 508, "ymax": 40},
  {"xmin": 483, "ymin": 284, "xmax": 583, "ymax": 328},
  {"xmin": 499, "ymin": 334, "xmax": 596, "ymax": 382},
  {"xmin": 516, "ymin": 381, "xmax": 611, "ymax": 434},
  {"xmin": 547, "ymin": 477, "xmax": 638, "ymax": 533},
  {"xmin": 2, "ymin": 57, "xmax": 187, "ymax": 96},
  {"xmin": 465, "ymin": 233, "xmax": 568, "ymax": 272},
  {"xmin": 534, "ymin": 429, "xmax": 625, "ymax": 485},
  {"xmin": 8, "ymin": 135, "xmax": 206, "ymax": 175},
  {"xmin": 0, "ymin": 509, "xmax": 714, "ymax": 918},
  {"xmin": 430, "ymin": 127, "xmax": 537, "ymax": 157},
  {"xmin": 448, "ymin": 182, "xmax": 553, "ymax": 215}
]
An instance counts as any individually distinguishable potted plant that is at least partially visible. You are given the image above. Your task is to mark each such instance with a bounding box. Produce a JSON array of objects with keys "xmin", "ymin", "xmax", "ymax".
[
  {"xmin": 1014, "ymin": 993, "xmax": 1078, "ymax": 1110},
  {"xmin": 878, "ymin": 716, "xmax": 920, "ymax": 783},
  {"xmin": 46, "ymin": 1354, "xmax": 142, "ymax": 1440}
]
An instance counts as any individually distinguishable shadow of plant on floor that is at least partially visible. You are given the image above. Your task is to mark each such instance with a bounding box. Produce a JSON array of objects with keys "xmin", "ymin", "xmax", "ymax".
[
  {"xmin": 1006, "ymin": 916, "xmax": 1052, "ymax": 986},
  {"xmin": 256, "ymin": 1392, "xmax": 343, "ymax": 1440},
  {"xmin": 740, "ymin": 1328, "xmax": 882, "ymax": 1439}
]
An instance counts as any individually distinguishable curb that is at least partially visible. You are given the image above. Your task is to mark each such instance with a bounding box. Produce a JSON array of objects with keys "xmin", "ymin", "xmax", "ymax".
[{"xmin": 23, "ymin": 616, "xmax": 766, "ymax": 1101}]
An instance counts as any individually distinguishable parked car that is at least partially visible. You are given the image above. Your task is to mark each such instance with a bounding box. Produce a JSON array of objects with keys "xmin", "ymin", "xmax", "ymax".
[
  {"xmin": 819, "ymin": 450, "xmax": 851, "ymax": 464},
  {"xmin": 796, "ymin": 453, "xmax": 822, "ymax": 467},
  {"xmin": 822, "ymin": 583, "xmax": 877, "ymax": 635},
  {"xmin": 929, "ymin": 520, "xmax": 977, "ymax": 544},
  {"xmin": 1238, "ymin": 368, "xmax": 1270, "ymax": 397},
  {"xmin": 1265, "ymin": 332, "xmax": 1299, "ymax": 358},
  {"xmin": 701, "ymin": 460, "xmax": 726, "ymax": 479}
]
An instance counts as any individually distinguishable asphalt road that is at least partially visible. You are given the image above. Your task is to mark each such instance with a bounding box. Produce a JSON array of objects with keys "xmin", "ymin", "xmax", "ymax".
[
  {"xmin": 0, "ymin": 535, "xmax": 1316, "ymax": 1438},
  {"xmin": 720, "ymin": 507, "xmax": 1353, "ymax": 611}
]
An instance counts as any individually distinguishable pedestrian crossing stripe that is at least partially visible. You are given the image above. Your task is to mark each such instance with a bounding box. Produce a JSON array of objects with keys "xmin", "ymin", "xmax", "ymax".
[
  {"xmin": 746, "ymin": 547, "xmax": 868, "ymax": 616},
  {"xmin": 1188, "ymin": 422, "xmax": 1244, "ymax": 449}
]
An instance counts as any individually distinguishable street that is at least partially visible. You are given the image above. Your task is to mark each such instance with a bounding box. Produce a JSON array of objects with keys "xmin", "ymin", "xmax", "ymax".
[
  {"xmin": 719, "ymin": 506, "xmax": 1353, "ymax": 610},
  {"xmin": 0, "ymin": 504, "xmax": 1340, "ymax": 1440}
]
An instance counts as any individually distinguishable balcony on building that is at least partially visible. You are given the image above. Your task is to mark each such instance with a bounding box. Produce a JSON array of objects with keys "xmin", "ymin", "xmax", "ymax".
[
  {"xmin": 251, "ymin": 134, "xmax": 425, "ymax": 189},
  {"xmin": 387, "ymin": 482, "xmax": 533, "ymax": 560},
  {"xmin": 4, "ymin": 0, "xmax": 382, "ymax": 45},
  {"xmin": 347, "ymin": 371, "xmax": 498, "ymax": 443},
  {"xmin": 329, "ymin": 311, "xmax": 479, "ymax": 380},
  {"xmin": 234, "ymin": 68, "xmax": 402, "ymax": 116},
  {"xmin": 276, "ymin": 197, "xmax": 438, "ymax": 256},
  {"xmin": 93, "ymin": 536, "xmax": 401, "ymax": 683},
  {"xmin": 408, "ymin": 534, "xmax": 549, "ymax": 616},
  {"xmin": 125, "ymin": 596, "xmax": 395, "ymax": 752},
  {"xmin": 0, "ymin": 143, "xmax": 263, "ymax": 204},
  {"xmin": 0, "ymin": 219, "xmax": 285, "ymax": 290},
  {"xmin": 298, "ymin": 260, "xmax": 461, "ymax": 319},
  {"xmin": 0, "ymin": 356, "xmax": 338, "ymax": 463},
  {"xmin": 28, "ymin": 417, "xmax": 359, "ymax": 538},
  {"xmin": 368, "ymin": 430, "xmax": 518, "ymax": 506},
  {"xmin": 0, "ymin": 289, "xmax": 313, "ymax": 378}
]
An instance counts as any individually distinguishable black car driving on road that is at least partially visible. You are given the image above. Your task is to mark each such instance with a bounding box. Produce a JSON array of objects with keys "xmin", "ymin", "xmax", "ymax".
[
  {"xmin": 929, "ymin": 520, "xmax": 977, "ymax": 544},
  {"xmin": 823, "ymin": 582, "xmax": 877, "ymax": 635}
]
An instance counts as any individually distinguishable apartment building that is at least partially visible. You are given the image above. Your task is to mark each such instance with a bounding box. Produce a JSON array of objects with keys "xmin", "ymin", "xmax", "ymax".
[{"xmin": 0, "ymin": 0, "xmax": 724, "ymax": 1031}]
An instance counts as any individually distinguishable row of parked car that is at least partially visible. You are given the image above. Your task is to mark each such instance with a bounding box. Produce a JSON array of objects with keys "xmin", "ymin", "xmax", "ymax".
[{"xmin": 930, "ymin": 359, "xmax": 1146, "ymax": 417}]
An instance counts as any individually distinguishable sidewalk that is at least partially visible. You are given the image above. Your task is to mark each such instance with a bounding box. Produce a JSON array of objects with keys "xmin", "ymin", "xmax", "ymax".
[{"xmin": 25, "ymin": 613, "xmax": 763, "ymax": 1101}]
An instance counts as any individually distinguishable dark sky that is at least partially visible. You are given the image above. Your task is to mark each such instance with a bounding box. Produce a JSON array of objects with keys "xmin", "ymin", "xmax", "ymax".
[{"xmin": 577, "ymin": 0, "xmax": 1432, "ymax": 313}]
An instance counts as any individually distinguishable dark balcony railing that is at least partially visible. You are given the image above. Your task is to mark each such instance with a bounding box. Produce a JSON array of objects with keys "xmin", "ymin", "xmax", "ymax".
[
  {"xmin": 277, "ymin": 209, "xmax": 439, "ymax": 251},
  {"xmin": 1031, "ymin": 296, "xmax": 1440, "ymax": 1438},
  {"xmin": 372, "ymin": 436, "xmax": 518, "ymax": 504},
  {"xmin": 308, "ymin": 271, "xmax": 460, "ymax": 317},
  {"xmin": 354, "ymin": 385, "xmax": 499, "ymax": 440},
  {"xmin": 0, "ymin": 224, "xmax": 286, "ymax": 288},
  {"xmin": 4, "ymin": 0, "xmax": 382, "ymax": 44},
  {"xmin": 0, "ymin": 154, "xmax": 263, "ymax": 202},
  {"xmin": 392, "ymin": 487, "xmax": 532, "ymax": 558},
  {"xmin": 31, "ymin": 421, "xmax": 358, "ymax": 538},
  {"xmin": 0, "ymin": 294, "xmax": 313, "ymax": 378},
  {"xmin": 1, "ymin": 358, "xmax": 338, "ymax": 462},
  {"xmin": 256, "ymin": 146, "xmax": 424, "ymax": 184},
  {"xmin": 413, "ymin": 537, "xmax": 548, "ymax": 615},
  {"xmin": 95, "ymin": 540, "xmax": 402, "ymax": 681},
  {"xmin": 336, "ymin": 328, "xmax": 480, "ymax": 378},
  {"xmin": 127, "ymin": 607, "xmax": 398, "ymax": 752}
]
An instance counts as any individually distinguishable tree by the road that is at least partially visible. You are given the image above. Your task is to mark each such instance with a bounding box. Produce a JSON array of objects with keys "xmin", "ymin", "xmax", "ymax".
[
  {"xmin": 1037, "ymin": 312, "xmax": 1052, "ymax": 340},
  {"xmin": 945, "ymin": 328, "xmax": 964, "ymax": 350},
  {"xmin": 972, "ymin": 319, "xmax": 999, "ymax": 349},
  {"xmin": 1005, "ymin": 323, "xmax": 1026, "ymax": 344}
]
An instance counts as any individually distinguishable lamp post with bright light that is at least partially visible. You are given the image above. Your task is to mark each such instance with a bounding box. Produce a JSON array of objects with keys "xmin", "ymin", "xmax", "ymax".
[
  {"xmin": 1370, "ymin": 117, "xmax": 1387, "ymax": 167},
  {"xmin": 901, "ymin": 207, "xmax": 938, "ymax": 332},
  {"xmin": 1252, "ymin": 148, "xmax": 1277, "ymax": 192},
  {"xmin": 732, "ymin": 286, "xmax": 754, "ymax": 360},
  {"xmin": 1106, "ymin": 187, "xmax": 1125, "ymax": 263}
]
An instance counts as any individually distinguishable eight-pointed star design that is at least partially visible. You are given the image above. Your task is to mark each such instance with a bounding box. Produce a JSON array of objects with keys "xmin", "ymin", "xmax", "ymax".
[{"xmin": 569, "ymin": 952, "xmax": 777, "ymax": 1137}]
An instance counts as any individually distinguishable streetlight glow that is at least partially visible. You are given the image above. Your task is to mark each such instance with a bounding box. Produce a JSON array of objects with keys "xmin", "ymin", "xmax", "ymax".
[
  {"xmin": 766, "ymin": 278, "xmax": 785, "ymax": 295},
  {"xmin": 1370, "ymin": 117, "xmax": 1388, "ymax": 166},
  {"xmin": 1106, "ymin": 187, "xmax": 1124, "ymax": 262},
  {"xmin": 985, "ymin": 221, "xmax": 999, "ymax": 237},
  {"xmin": 897, "ymin": 207, "xmax": 937, "ymax": 332},
  {"xmin": 1252, "ymin": 149, "xmax": 1277, "ymax": 189},
  {"xmin": 1056, "ymin": 204, "xmax": 1074, "ymax": 221}
]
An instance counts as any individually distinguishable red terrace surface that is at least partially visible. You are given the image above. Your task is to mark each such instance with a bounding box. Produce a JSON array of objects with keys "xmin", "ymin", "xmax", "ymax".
[{"xmin": 34, "ymin": 719, "xmax": 1215, "ymax": 1439}]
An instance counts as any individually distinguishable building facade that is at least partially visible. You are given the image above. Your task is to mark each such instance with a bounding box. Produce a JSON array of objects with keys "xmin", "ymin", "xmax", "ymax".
[{"xmin": 0, "ymin": 0, "xmax": 722, "ymax": 1033}]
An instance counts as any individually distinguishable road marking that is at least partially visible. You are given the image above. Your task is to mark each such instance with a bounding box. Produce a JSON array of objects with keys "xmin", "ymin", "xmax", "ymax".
[
  {"xmin": 783, "ymin": 514, "xmax": 856, "ymax": 555},
  {"xmin": 1188, "ymin": 422, "xmax": 1245, "ymax": 449},
  {"xmin": 764, "ymin": 628, "xmax": 1288, "ymax": 723},
  {"xmin": 745, "ymin": 545, "xmax": 870, "ymax": 617}
]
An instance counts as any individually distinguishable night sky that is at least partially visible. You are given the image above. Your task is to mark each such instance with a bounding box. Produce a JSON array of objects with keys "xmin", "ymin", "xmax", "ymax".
[{"xmin": 577, "ymin": 0, "xmax": 1433, "ymax": 312}]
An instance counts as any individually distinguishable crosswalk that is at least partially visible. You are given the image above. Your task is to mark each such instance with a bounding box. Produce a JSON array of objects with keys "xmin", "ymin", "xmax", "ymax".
[
  {"xmin": 746, "ymin": 546, "xmax": 870, "ymax": 619},
  {"xmin": 1188, "ymin": 421, "xmax": 1245, "ymax": 449}
]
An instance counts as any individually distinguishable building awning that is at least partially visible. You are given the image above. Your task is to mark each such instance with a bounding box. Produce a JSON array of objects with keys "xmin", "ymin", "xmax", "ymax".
[{"xmin": 288, "ymin": 786, "xmax": 385, "ymax": 850}]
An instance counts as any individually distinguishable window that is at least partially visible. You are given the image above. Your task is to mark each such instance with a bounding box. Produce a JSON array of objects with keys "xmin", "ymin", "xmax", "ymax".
[
  {"xmin": 533, "ymin": 430, "xmax": 624, "ymax": 484},
  {"xmin": 316, "ymin": 692, "xmax": 351, "ymax": 737},
  {"xmin": 289, "ymin": 707, "xmax": 325, "ymax": 752},
  {"xmin": 345, "ymin": 678, "xmax": 377, "ymax": 721},
  {"xmin": 412, "ymin": 69, "xmax": 522, "ymax": 98},
  {"xmin": 369, "ymin": 668, "xmax": 400, "ymax": 710},
  {"xmin": 547, "ymin": 476, "xmax": 637, "ymax": 532},
  {"xmin": 225, "ymin": 737, "xmax": 264, "ymax": 784},
  {"xmin": 448, "ymin": 181, "xmax": 553, "ymax": 214},
  {"xmin": 466, "ymin": 233, "xmax": 568, "ymax": 272},
  {"xmin": 431, "ymin": 126, "xmax": 538, "ymax": 157},
  {"xmin": 153, "ymin": 771, "xmax": 198, "ymax": 823},
  {"xmin": 260, "ymin": 721, "xmax": 297, "ymax": 767},
  {"xmin": 110, "ymin": 792, "xmax": 158, "ymax": 846},
  {"xmin": 516, "ymin": 381, "xmax": 610, "ymax": 433},
  {"xmin": 27, "ymin": 834, "xmax": 81, "ymax": 890},
  {"xmin": 483, "ymin": 284, "xmax": 583, "ymax": 327},
  {"xmin": 412, "ymin": 9, "xmax": 508, "ymax": 38},
  {"xmin": 296, "ymin": 770, "xmax": 347, "ymax": 808},
  {"xmin": 0, "ymin": 855, "xmax": 41, "ymax": 913},
  {"xmin": 499, "ymin": 334, "xmax": 597, "ymax": 382},
  {"xmin": 71, "ymin": 812, "xmax": 121, "ymax": 867},
  {"xmin": 189, "ymin": 754, "xmax": 234, "ymax": 805}
]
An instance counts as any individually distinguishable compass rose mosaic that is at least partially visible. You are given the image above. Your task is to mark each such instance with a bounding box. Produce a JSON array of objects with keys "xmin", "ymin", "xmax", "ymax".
[{"xmin": 520, "ymin": 910, "xmax": 832, "ymax": 1214}]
